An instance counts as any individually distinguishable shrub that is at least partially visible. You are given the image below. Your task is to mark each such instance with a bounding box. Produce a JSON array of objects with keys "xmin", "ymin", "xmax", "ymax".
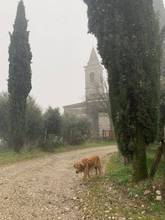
[
  {"xmin": 25, "ymin": 97, "xmax": 44, "ymax": 145},
  {"xmin": 62, "ymin": 115, "xmax": 91, "ymax": 145},
  {"xmin": 0, "ymin": 93, "xmax": 44, "ymax": 147}
]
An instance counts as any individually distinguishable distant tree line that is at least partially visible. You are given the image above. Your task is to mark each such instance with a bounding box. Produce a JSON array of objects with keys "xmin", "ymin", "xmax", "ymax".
[
  {"xmin": 0, "ymin": 1, "xmax": 91, "ymax": 151},
  {"xmin": 0, "ymin": 92, "xmax": 91, "ymax": 150}
]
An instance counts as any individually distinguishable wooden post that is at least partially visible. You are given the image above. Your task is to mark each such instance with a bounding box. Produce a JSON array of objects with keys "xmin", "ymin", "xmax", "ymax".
[{"xmin": 150, "ymin": 144, "xmax": 163, "ymax": 178}]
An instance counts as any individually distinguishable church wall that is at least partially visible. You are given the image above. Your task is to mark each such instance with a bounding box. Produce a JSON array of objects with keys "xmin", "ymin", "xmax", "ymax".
[
  {"xmin": 98, "ymin": 113, "xmax": 111, "ymax": 137},
  {"xmin": 64, "ymin": 105, "xmax": 87, "ymax": 118}
]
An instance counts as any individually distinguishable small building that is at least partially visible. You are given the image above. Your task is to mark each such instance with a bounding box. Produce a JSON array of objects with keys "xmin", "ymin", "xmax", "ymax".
[{"xmin": 64, "ymin": 48, "xmax": 113, "ymax": 139}]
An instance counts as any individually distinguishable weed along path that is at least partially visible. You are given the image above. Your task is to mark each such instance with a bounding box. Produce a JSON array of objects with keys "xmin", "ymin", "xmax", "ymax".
[{"xmin": 0, "ymin": 145, "xmax": 117, "ymax": 220}]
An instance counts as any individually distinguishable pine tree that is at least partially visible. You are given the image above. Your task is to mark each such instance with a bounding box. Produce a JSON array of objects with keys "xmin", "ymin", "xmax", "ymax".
[
  {"xmin": 8, "ymin": 1, "xmax": 32, "ymax": 152},
  {"xmin": 84, "ymin": 0, "xmax": 160, "ymax": 181}
]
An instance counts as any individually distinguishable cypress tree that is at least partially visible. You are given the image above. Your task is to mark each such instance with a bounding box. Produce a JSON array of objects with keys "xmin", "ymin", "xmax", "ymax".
[
  {"xmin": 84, "ymin": 0, "xmax": 160, "ymax": 181},
  {"xmin": 8, "ymin": 1, "xmax": 32, "ymax": 152}
]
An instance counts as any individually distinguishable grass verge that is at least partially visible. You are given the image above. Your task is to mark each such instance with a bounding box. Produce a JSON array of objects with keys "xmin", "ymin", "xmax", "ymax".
[
  {"xmin": 0, "ymin": 140, "xmax": 114, "ymax": 166},
  {"xmin": 0, "ymin": 148, "xmax": 50, "ymax": 166},
  {"xmin": 79, "ymin": 144, "xmax": 165, "ymax": 220},
  {"xmin": 52, "ymin": 140, "xmax": 115, "ymax": 153}
]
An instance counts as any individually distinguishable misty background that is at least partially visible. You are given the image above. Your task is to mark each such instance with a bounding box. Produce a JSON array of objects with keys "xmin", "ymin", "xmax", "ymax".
[{"xmin": 0, "ymin": 0, "xmax": 163, "ymax": 110}]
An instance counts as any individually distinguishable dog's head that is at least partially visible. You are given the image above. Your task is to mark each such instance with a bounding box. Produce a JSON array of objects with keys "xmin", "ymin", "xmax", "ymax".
[{"xmin": 73, "ymin": 161, "xmax": 85, "ymax": 174}]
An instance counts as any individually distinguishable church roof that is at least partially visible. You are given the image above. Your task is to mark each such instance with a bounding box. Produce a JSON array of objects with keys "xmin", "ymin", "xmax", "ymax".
[
  {"xmin": 63, "ymin": 102, "xmax": 85, "ymax": 109},
  {"xmin": 87, "ymin": 48, "xmax": 100, "ymax": 66}
]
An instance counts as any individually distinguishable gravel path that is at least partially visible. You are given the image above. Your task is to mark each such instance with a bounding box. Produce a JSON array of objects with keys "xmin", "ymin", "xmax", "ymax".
[{"xmin": 0, "ymin": 145, "xmax": 117, "ymax": 220}]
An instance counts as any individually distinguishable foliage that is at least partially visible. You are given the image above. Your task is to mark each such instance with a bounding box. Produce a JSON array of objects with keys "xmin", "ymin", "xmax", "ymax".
[
  {"xmin": 0, "ymin": 93, "xmax": 9, "ymax": 142},
  {"xmin": 8, "ymin": 1, "xmax": 32, "ymax": 152},
  {"xmin": 25, "ymin": 97, "xmax": 44, "ymax": 145},
  {"xmin": 40, "ymin": 107, "xmax": 63, "ymax": 151},
  {"xmin": 43, "ymin": 107, "xmax": 62, "ymax": 136},
  {"xmin": 0, "ymin": 94, "xmax": 44, "ymax": 146},
  {"xmin": 84, "ymin": 0, "xmax": 160, "ymax": 181},
  {"xmin": 62, "ymin": 114, "xmax": 91, "ymax": 145}
]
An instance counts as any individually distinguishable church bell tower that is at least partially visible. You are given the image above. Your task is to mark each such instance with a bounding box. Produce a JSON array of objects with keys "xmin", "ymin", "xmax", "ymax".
[{"xmin": 85, "ymin": 48, "xmax": 104, "ymax": 101}]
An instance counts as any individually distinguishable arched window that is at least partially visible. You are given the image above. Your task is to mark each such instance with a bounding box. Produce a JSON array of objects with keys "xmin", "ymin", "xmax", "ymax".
[{"xmin": 90, "ymin": 72, "xmax": 95, "ymax": 82}]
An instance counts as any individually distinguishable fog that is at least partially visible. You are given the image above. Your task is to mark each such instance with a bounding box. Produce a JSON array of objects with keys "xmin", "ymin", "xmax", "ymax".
[
  {"xmin": 0, "ymin": 0, "xmax": 164, "ymax": 110},
  {"xmin": 0, "ymin": 0, "xmax": 97, "ymax": 110}
]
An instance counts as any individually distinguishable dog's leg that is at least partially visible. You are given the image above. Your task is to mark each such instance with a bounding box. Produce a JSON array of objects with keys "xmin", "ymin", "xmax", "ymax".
[
  {"xmin": 95, "ymin": 167, "xmax": 98, "ymax": 175},
  {"xmin": 83, "ymin": 168, "xmax": 88, "ymax": 180},
  {"xmin": 86, "ymin": 167, "xmax": 90, "ymax": 178},
  {"xmin": 97, "ymin": 158, "xmax": 102, "ymax": 175},
  {"xmin": 84, "ymin": 164, "xmax": 90, "ymax": 179},
  {"xmin": 88, "ymin": 170, "xmax": 90, "ymax": 178},
  {"xmin": 98, "ymin": 165, "xmax": 102, "ymax": 175}
]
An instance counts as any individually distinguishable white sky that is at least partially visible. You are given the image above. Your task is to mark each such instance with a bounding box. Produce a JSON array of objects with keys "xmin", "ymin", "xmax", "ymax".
[
  {"xmin": 0, "ymin": 1, "xmax": 164, "ymax": 111},
  {"xmin": 0, "ymin": 0, "xmax": 97, "ymax": 111}
]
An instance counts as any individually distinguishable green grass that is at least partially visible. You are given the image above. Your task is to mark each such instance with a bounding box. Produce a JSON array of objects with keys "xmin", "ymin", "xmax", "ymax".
[
  {"xmin": 80, "ymin": 144, "xmax": 165, "ymax": 220},
  {"xmin": 74, "ymin": 145, "xmax": 165, "ymax": 220},
  {"xmin": 105, "ymin": 144, "xmax": 165, "ymax": 219},
  {"xmin": 0, "ymin": 140, "xmax": 115, "ymax": 166},
  {"xmin": 107, "ymin": 153, "xmax": 133, "ymax": 184},
  {"xmin": 107, "ymin": 143, "xmax": 164, "ymax": 183},
  {"xmin": 147, "ymin": 144, "xmax": 164, "ymax": 179},
  {"xmin": 80, "ymin": 140, "xmax": 116, "ymax": 148},
  {"xmin": 49, "ymin": 140, "xmax": 115, "ymax": 154},
  {"xmin": 0, "ymin": 148, "xmax": 49, "ymax": 166}
]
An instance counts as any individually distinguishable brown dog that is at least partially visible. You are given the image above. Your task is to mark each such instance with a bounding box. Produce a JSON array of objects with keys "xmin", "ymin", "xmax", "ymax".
[{"xmin": 73, "ymin": 156, "xmax": 102, "ymax": 180}]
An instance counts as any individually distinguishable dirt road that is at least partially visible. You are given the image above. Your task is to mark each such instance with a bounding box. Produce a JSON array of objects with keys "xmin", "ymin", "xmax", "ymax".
[{"xmin": 0, "ymin": 145, "xmax": 117, "ymax": 220}]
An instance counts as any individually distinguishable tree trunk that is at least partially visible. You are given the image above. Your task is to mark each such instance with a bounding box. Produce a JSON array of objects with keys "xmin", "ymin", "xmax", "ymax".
[
  {"xmin": 9, "ymin": 96, "xmax": 26, "ymax": 152},
  {"xmin": 133, "ymin": 131, "xmax": 148, "ymax": 182}
]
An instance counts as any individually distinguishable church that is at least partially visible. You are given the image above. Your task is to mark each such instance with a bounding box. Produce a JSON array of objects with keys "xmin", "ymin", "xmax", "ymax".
[
  {"xmin": 64, "ymin": 0, "xmax": 165, "ymax": 139},
  {"xmin": 63, "ymin": 48, "xmax": 112, "ymax": 139}
]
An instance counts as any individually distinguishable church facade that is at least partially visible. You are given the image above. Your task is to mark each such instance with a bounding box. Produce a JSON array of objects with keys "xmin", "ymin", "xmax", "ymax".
[{"xmin": 63, "ymin": 49, "xmax": 112, "ymax": 139}]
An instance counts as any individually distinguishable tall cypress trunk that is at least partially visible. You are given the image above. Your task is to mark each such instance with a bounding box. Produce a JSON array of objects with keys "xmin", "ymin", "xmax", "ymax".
[
  {"xmin": 133, "ymin": 130, "xmax": 148, "ymax": 182},
  {"xmin": 9, "ymin": 96, "xmax": 26, "ymax": 152}
]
